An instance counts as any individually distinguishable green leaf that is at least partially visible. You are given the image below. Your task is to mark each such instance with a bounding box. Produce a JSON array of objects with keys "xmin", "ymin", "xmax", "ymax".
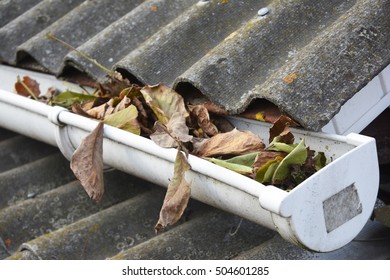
[
  {"xmin": 267, "ymin": 140, "xmax": 297, "ymax": 153},
  {"xmin": 141, "ymin": 84, "xmax": 188, "ymax": 125},
  {"xmin": 224, "ymin": 152, "xmax": 260, "ymax": 167},
  {"xmin": 314, "ymin": 152, "xmax": 327, "ymax": 171},
  {"xmin": 255, "ymin": 157, "xmax": 283, "ymax": 183},
  {"xmin": 103, "ymin": 105, "xmax": 140, "ymax": 135},
  {"xmin": 272, "ymin": 139, "xmax": 308, "ymax": 183},
  {"xmin": 206, "ymin": 157, "xmax": 253, "ymax": 175},
  {"xmin": 53, "ymin": 90, "xmax": 96, "ymax": 108}
]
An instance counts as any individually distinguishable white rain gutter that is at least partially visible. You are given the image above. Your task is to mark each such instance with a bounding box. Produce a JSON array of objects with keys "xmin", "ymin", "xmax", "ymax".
[{"xmin": 0, "ymin": 65, "xmax": 380, "ymax": 252}]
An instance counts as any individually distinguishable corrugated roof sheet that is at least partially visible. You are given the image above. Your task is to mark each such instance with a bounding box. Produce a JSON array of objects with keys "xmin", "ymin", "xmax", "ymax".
[
  {"xmin": 1, "ymin": 0, "xmax": 390, "ymax": 260},
  {"xmin": 1, "ymin": 127, "xmax": 390, "ymax": 260},
  {"xmin": 1, "ymin": 0, "xmax": 389, "ymax": 131}
]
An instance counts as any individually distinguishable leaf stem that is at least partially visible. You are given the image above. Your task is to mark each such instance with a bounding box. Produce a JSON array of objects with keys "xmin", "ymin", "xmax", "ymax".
[{"xmin": 17, "ymin": 75, "xmax": 38, "ymax": 100}]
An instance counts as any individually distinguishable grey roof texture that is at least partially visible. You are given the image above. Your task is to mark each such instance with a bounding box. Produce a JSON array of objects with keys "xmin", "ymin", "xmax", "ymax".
[
  {"xmin": 1, "ymin": 127, "xmax": 390, "ymax": 260},
  {"xmin": 1, "ymin": 0, "xmax": 389, "ymax": 131}
]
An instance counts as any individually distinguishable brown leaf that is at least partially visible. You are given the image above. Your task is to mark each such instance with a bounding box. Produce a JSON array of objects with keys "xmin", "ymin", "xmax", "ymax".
[
  {"xmin": 44, "ymin": 86, "xmax": 60, "ymax": 100},
  {"xmin": 269, "ymin": 115, "xmax": 298, "ymax": 144},
  {"xmin": 70, "ymin": 122, "xmax": 104, "ymax": 203},
  {"xmin": 155, "ymin": 150, "xmax": 191, "ymax": 233},
  {"xmin": 194, "ymin": 128, "xmax": 265, "ymax": 158},
  {"xmin": 100, "ymin": 71, "xmax": 132, "ymax": 96},
  {"xmin": 112, "ymin": 96, "xmax": 131, "ymax": 113},
  {"xmin": 189, "ymin": 105, "xmax": 218, "ymax": 137},
  {"xmin": 71, "ymin": 103, "xmax": 92, "ymax": 118},
  {"xmin": 253, "ymin": 151, "xmax": 287, "ymax": 170},
  {"xmin": 150, "ymin": 112, "xmax": 193, "ymax": 148},
  {"xmin": 14, "ymin": 76, "xmax": 40, "ymax": 98},
  {"xmin": 141, "ymin": 84, "xmax": 188, "ymax": 125},
  {"xmin": 86, "ymin": 98, "xmax": 119, "ymax": 119}
]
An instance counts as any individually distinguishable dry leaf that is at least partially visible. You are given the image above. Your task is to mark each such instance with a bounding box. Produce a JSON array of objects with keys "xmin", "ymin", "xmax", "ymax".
[
  {"xmin": 195, "ymin": 128, "xmax": 265, "ymax": 158},
  {"xmin": 189, "ymin": 104, "xmax": 218, "ymax": 137},
  {"xmin": 70, "ymin": 122, "xmax": 104, "ymax": 203},
  {"xmin": 14, "ymin": 75, "xmax": 40, "ymax": 98},
  {"xmin": 150, "ymin": 112, "xmax": 193, "ymax": 148},
  {"xmin": 155, "ymin": 150, "xmax": 191, "ymax": 233},
  {"xmin": 103, "ymin": 104, "xmax": 140, "ymax": 135},
  {"xmin": 253, "ymin": 151, "xmax": 287, "ymax": 170},
  {"xmin": 112, "ymin": 96, "xmax": 131, "ymax": 113},
  {"xmin": 87, "ymin": 102, "xmax": 109, "ymax": 119},
  {"xmin": 141, "ymin": 84, "xmax": 188, "ymax": 125},
  {"xmin": 269, "ymin": 115, "xmax": 298, "ymax": 144}
]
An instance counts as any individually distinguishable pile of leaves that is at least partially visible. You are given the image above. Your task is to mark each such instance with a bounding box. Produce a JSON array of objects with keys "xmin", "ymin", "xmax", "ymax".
[{"xmin": 14, "ymin": 73, "xmax": 328, "ymax": 232}]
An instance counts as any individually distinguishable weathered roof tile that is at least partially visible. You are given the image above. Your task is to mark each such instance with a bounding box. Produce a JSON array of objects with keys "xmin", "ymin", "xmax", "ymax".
[{"xmin": 2, "ymin": 0, "xmax": 388, "ymax": 130}]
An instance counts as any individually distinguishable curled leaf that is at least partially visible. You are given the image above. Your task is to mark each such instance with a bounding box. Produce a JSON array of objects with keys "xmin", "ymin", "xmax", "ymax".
[
  {"xmin": 155, "ymin": 150, "xmax": 191, "ymax": 233},
  {"xmin": 150, "ymin": 112, "xmax": 193, "ymax": 148},
  {"xmin": 195, "ymin": 128, "xmax": 265, "ymax": 158},
  {"xmin": 253, "ymin": 151, "xmax": 287, "ymax": 171},
  {"xmin": 267, "ymin": 138, "xmax": 297, "ymax": 153},
  {"xmin": 103, "ymin": 104, "xmax": 140, "ymax": 135},
  {"xmin": 224, "ymin": 152, "xmax": 260, "ymax": 167},
  {"xmin": 70, "ymin": 122, "xmax": 104, "ymax": 203},
  {"xmin": 269, "ymin": 115, "xmax": 298, "ymax": 144},
  {"xmin": 189, "ymin": 104, "xmax": 219, "ymax": 137},
  {"xmin": 206, "ymin": 157, "xmax": 253, "ymax": 175},
  {"xmin": 314, "ymin": 152, "xmax": 327, "ymax": 171},
  {"xmin": 255, "ymin": 156, "xmax": 283, "ymax": 183},
  {"xmin": 272, "ymin": 139, "xmax": 308, "ymax": 183},
  {"xmin": 141, "ymin": 84, "xmax": 188, "ymax": 124}
]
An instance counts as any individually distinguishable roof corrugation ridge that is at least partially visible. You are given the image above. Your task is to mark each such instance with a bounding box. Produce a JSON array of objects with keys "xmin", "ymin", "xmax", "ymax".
[
  {"xmin": 63, "ymin": 0, "xmax": 198, "ymax": 83},
  {"xmin": 174, "ymin": 0, "xmax": 358, "ymax": 116},
  {"xmin": 115, "ymin": 0, "xmax": 265, "ymax": 86},
  {"xmin": 247, "ymin": 0, "xmax": 390, "ymax": 130},
  {"xmin": 15, "ymin": 0, "xmax": 145, "ymax": 74},
  {"xmin": 0, "ymin": 0, "xmax": 85, "ymax": 63},
  {"xmin": 0, "ymin": 153, "xmax": 75, "ymax": 209},
  {"xmin": 0, "ymin": 169, "xmax": 153, "ymax": 257},
  {"xmin": 8, "ymin": 190, "xmax": 167, "ymax": 260},
  {"xmin": 233, "ymin": 220, "xmax": 390, "ymax": 260},
  {"xmin": 0, "ymin": 135, "xmax": 58, "ymax": 173},
  {"xmin": 110, "ymin": 211, "xmax": 275, "ymax": 260},
  {"xmin": 0, "ymin": 0, "xmax": 42, "ymax": 28},
  {"xmin": 1, "ymin": 0, "xmax": 389, "ymax": 130}
]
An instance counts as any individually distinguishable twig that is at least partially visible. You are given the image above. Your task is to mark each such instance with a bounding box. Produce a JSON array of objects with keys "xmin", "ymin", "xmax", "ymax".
[
  {"xmin": 17, "ymin": 75, "xmax": 38, "ymax": 100},
  {"xmin": 47, "ymin": 33, "xmax": 112, "ymax": 75}
]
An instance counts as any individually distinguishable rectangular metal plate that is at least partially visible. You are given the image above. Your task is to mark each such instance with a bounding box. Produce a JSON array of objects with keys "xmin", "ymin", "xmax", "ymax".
[{"xmin": 323, "ymin": 184, "xmax": 362, "ymax": 233}]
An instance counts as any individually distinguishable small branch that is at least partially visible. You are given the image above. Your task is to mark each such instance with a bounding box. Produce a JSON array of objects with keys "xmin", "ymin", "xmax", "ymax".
[
  {"xmin": 17, "ymin": 76, "xmax": 38, "ymax": 100},
  {"xmin": 47, "ymin": 33, "xmax": 113, "ymax": 75}
]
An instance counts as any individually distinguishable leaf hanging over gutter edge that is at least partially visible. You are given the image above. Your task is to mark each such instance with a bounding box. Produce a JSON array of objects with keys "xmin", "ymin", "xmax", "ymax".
[
  {"xmin": 70, "ymin": 122, "xmax": 105, "ymax": 203},
  {"xmin": 155, "ymin": 150, "xmax": 191, "ymax": 233}
]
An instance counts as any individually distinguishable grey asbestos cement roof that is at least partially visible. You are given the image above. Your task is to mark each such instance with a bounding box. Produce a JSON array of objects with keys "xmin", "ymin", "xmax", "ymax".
[
  {"xmin": 1, "ymin": 127, "xmax": 390, "ymax": 260},
  {"xmin": 1, "ymin": 0, "xmax": 389, "ymax": 131}
]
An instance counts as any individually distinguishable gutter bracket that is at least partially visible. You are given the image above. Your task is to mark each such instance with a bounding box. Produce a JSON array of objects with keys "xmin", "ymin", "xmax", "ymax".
[{"xmin": 48, "ymin": 106, "xmax": 76, "ymax": 161}]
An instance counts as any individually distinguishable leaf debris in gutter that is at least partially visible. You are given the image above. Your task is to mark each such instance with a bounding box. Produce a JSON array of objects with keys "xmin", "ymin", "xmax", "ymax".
[{"xmin": 9, "ymin": 35, "xmax": 329, "ymax": 231}]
